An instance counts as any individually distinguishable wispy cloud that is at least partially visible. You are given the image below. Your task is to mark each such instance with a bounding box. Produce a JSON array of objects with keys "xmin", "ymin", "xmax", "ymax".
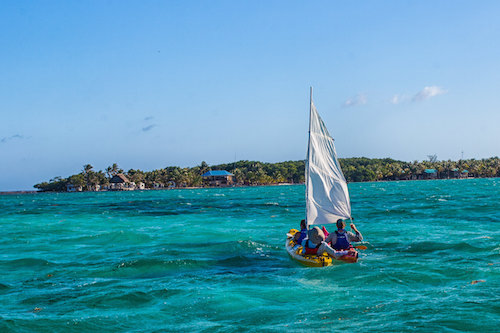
[
  {"xmin": 412, "ymin": 86, "xmax": 447, "ymax": 102},
  {"xmin": 390, "ymin": 94, "xmax": 408, "ymax": 105},
  {"xmin": 142, "ymin": 124, "xmax": 156, "ymax": 132},
  {"xmin": 1, "ymin": 134, "xmax": 24, "ymax": 143},
  {"xmin": 343, "ymin": 93, "xmax": 367, "ymax": 108},
  {"xmin": 141, "ymin": 116, "xmax": 157, "ymax": 132}
]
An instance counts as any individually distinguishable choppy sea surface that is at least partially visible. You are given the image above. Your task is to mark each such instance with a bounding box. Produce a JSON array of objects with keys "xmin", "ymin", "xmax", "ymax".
[{"xmin": 0, "ymin": 179, "xmax": 499, "ymax": 332}]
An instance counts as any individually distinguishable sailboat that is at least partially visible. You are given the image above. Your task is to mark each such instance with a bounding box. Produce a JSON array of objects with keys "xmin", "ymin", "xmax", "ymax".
[{"xmin": 286, "ymin": 88, "xmax": 358, "ymax": 266}]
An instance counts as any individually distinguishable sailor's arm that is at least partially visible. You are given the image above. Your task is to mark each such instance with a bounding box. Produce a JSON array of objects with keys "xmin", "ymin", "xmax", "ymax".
[
  {"xmin": 348, "ymin": 223, "xmax": 363, "ymax": 242},
  {"xmin": 319, "ymin": 242, "xmax": 348, "ymax": 258},
  {"xmin": 325, "ymin": 232, "xmax": 336, "ymax": 244}
]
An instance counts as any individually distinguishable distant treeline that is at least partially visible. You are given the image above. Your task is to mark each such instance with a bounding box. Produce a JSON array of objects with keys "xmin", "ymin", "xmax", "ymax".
[{"xmin": 34, "ymin": 157, "xmax": 500, "ymax": 192}]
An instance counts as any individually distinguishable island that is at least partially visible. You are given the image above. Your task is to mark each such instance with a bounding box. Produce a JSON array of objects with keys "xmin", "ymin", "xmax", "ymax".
[{"xmin": 32, "ymin": 157, "xmax": 500, "ymax": 192}]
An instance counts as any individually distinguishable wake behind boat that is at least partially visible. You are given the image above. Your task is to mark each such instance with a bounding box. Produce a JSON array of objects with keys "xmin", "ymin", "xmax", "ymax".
[{"xmin": 286, "ymin": 88, "xmax": 362, "ymax": 266}]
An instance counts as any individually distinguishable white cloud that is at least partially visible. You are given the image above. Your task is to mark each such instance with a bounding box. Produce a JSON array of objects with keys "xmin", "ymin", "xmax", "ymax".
[
  {"xmin": 343, "ymin": 93, "xmax": 367, "ymax": 108},
  {"xmin": 390, "ymin": 94, "xmax": 406, "ymax": 105},
  {"xmin": 412, "ymin": 86, "xmax": 447, "ymax": 102}
]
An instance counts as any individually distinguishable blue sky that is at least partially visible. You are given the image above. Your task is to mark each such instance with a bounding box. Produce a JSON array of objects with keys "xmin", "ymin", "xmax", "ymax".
[{"xmin": 1, "ymin": 1, "xmax": 499, "ymax": 191}]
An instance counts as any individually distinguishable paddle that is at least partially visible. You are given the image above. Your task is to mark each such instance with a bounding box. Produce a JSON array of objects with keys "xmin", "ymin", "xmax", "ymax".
[{"xmin": 353, "ymin": 245, "xmax": 367, "ymax": 250}]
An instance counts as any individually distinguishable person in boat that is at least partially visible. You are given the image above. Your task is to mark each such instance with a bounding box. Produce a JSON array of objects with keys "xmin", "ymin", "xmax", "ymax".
[
  {"xmin": 302, "ymin": 226, "xmax": 350, "ymax": 258},
  {"xmin": 325, "ymin": 219, "xmax": 363, "ymax": 250},
  {"xmin": 294, "ymin": 219, "xmax": 308, "ymax": 244}
]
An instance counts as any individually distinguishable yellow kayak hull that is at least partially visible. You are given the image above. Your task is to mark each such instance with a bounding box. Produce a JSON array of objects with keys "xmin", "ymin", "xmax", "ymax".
[{"xmin": 285, "ymin": 229, "xmax": 358, "ymax": 267}]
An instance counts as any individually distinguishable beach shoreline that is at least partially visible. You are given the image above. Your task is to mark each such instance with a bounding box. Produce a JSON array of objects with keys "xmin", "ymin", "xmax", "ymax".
[{"xmin": 4, "ymin": 176, "xmax": 499, "ymax": 195}]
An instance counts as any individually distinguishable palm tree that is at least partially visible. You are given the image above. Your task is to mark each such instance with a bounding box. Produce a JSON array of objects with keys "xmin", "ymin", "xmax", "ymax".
[
  {"xmin": 127, "ymin": 169, "xmax": 145, "ymax": 185},
  {"xmin": 199, "ymin": 161, "xmax": 210, "ymax": 175},
  {"xmin": 68, "ymin": 174, "xmax": 85, "ymax": 188},
  {"xmin": 232, "ymin": 168, "xmax": 245, "ymax": 185},
  {"xmin": 436, "ymin": 162, "xmax": 445, "ymax": 179},
  {"xmin": 83, "ymin": 164, "xmax": 93, "ymax": 174},
  {"xmin": 82, "ymin": 164, "xmax": 94, "ymax": 191},
  {"xmin": 105, "ymin": 166, "xmax": 113, "ymax": 179},
  {"xmin": 106, "ymin": 163, "xmax": 122, "ymax": 178},
  {"xmin": 145, "ymin": 169, "xmax": 161, "ymax": 188}
]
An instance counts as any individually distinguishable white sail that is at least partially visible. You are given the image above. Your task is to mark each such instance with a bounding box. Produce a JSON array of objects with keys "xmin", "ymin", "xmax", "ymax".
[{"xmin": 306, "ymin": 99, "xmax": 351, "ymax": 226}]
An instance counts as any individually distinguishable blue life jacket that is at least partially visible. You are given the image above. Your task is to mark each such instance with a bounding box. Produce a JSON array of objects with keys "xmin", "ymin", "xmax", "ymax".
[
  {"xmin": 296, "ymin": 229, "xmax": 307, "ymax": 244},
  {"xmin": 304, "ymin": 240, "xmax": 322, "ymax": 255},
  {"xmin": 332, "ymin": 230, "xmax": 351, "ymax": 250}
]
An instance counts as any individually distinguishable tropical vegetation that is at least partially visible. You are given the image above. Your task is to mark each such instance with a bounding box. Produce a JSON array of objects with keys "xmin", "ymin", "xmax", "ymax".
[{"xmin": 33, "ymin": 157, "xmax": 500, "ymax": 192}]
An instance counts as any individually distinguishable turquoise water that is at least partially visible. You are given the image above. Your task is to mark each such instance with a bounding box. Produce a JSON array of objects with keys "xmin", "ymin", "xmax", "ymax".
[{"xmin": 0, "ymin": 179, "xmax": 499, "ymax": 332}]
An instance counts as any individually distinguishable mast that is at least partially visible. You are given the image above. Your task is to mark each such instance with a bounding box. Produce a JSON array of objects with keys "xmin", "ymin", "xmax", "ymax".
[{"xmin": 305, "ymin": 87, "xmax": 313, "ymax": 228}]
